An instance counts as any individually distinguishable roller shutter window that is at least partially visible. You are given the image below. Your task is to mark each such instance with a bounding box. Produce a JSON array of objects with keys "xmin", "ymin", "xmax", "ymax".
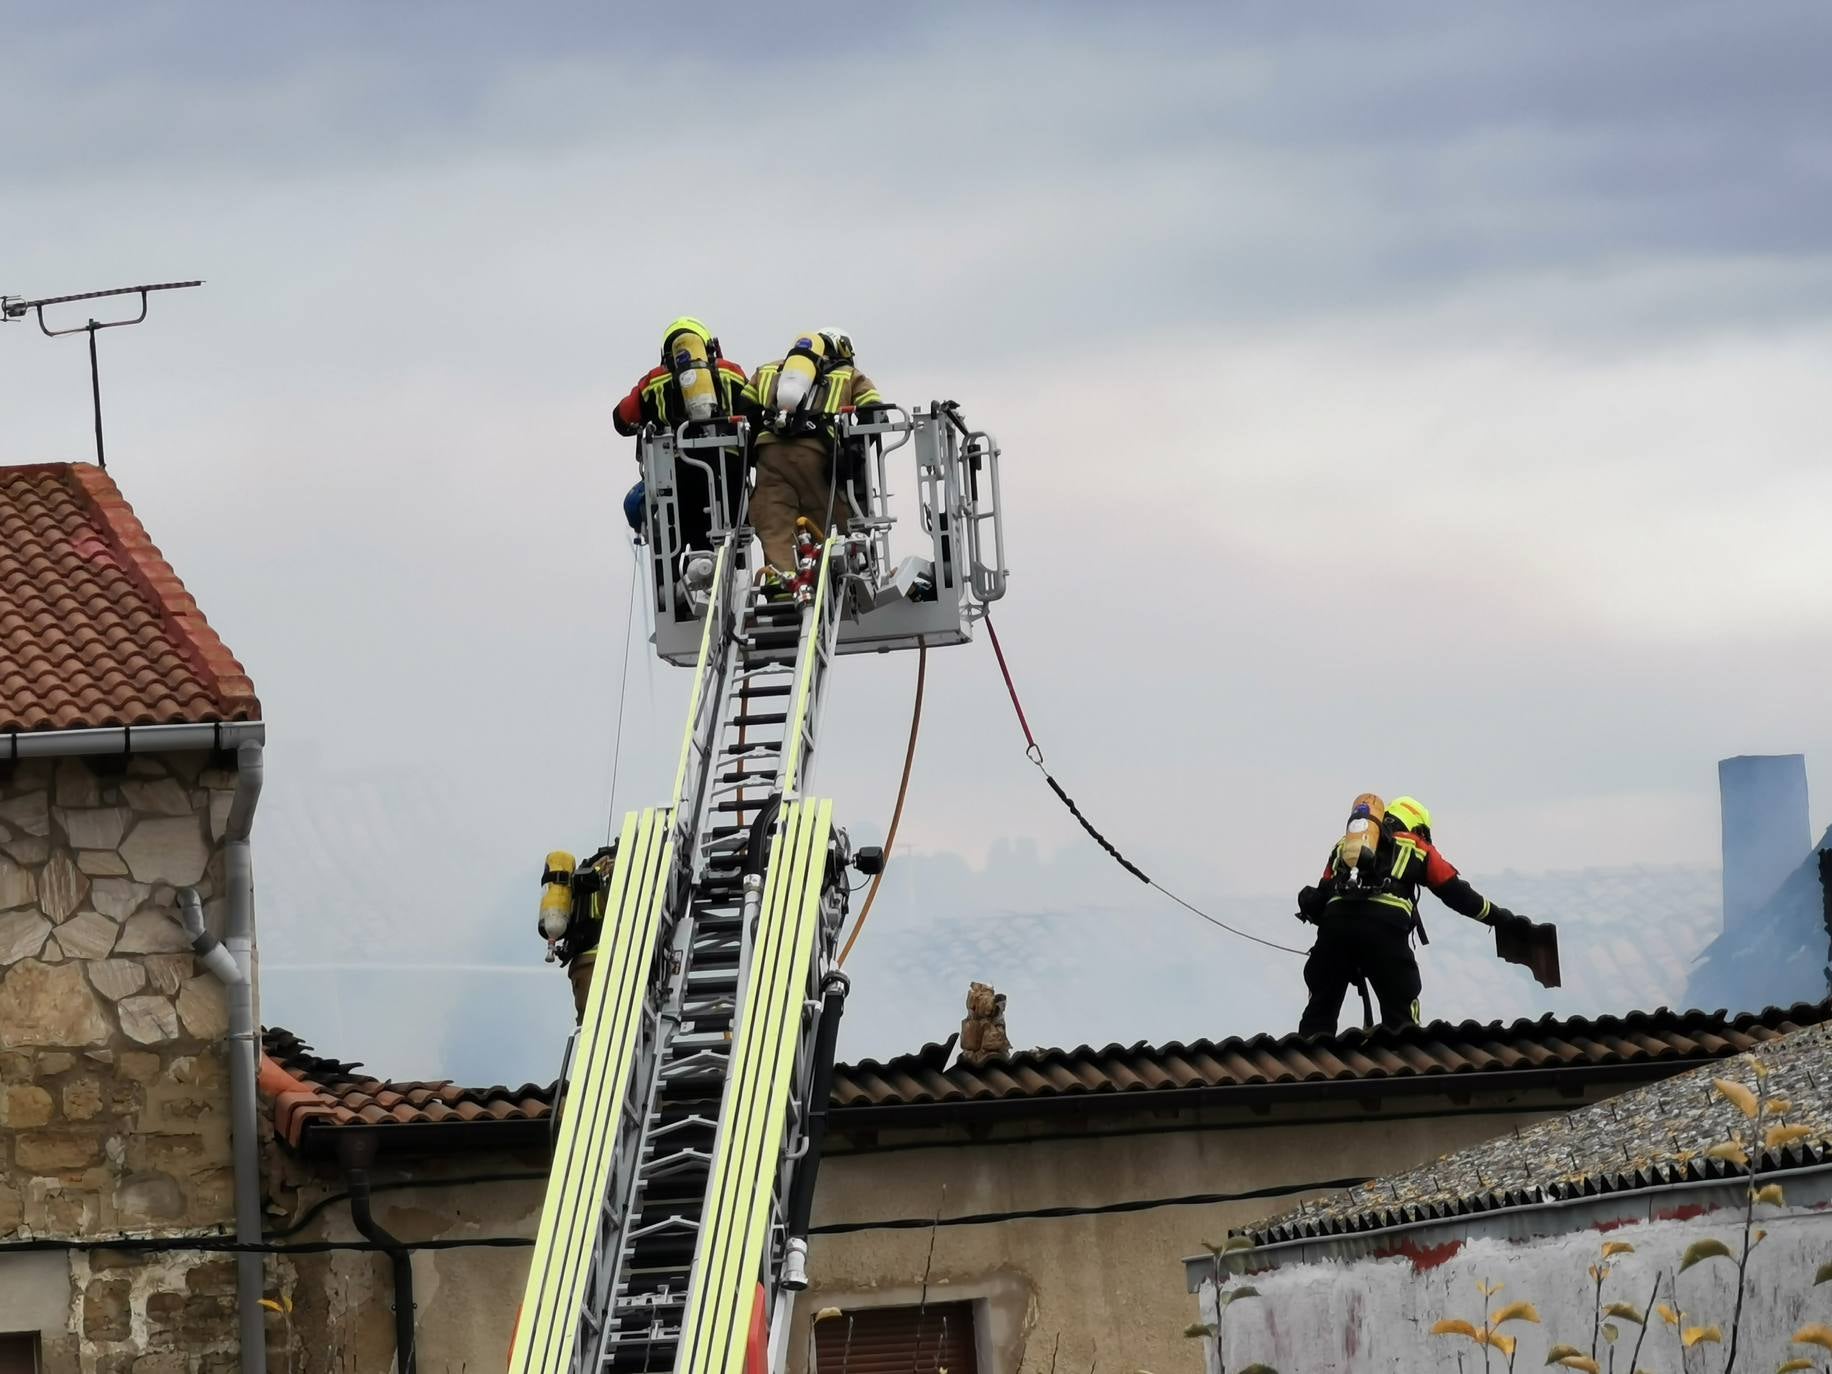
[
  {"xmin": 0, "ymin": 1334, "xmax": 38, "ymax": 1374},
  {"xmin": 812, "ymin": 1301, "xmax": 978, "ymax": 1373}
]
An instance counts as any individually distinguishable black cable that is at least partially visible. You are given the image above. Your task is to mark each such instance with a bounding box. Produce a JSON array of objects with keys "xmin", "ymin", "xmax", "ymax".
[
  {"xmin": 808, "ymin": 1174, "xmax": 1371, "ymax": 1235},
  {"xmin": 0, "ymin": 1233, "xmax": 533, "ymax": 1257},
  {"xmin": 1040, "ymin": 762, "xmax": 1308, "ymax": 956},
  {"xmin": 264, "ymin": 1169, "xmax": 548, "ymax": 1240}
]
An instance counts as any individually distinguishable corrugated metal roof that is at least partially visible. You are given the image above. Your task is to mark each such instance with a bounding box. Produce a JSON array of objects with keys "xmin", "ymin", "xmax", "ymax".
[{"xmin": 1241, "ymin": 1012, "xmax": 1832, "ymax": 1248}]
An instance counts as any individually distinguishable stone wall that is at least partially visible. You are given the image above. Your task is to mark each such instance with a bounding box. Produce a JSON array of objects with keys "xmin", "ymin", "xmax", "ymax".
[{"xmin": 0, "ymin": 751, "xmax": 251, "ymax": 1372}]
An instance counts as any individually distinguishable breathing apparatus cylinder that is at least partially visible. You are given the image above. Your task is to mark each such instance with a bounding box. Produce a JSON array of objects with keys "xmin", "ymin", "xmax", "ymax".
[
  {"xmin": 668, "ymin": 330, "xmax": 718, "ymax": 422},
  {"xmin": 1335, "ymin": 793, "xmax": 1386, "ymax": 879},
  {"xmin": 538, "ymin": 850, "xmax": 577, "ymax": 959},
  {"xmin": 773, "ymin": 332, "xmax": 826, "ymax": 414}
]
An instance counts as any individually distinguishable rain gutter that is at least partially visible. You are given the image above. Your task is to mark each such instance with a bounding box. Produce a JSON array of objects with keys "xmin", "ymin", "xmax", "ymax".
[
  {"xmin": 0, "ymin": 720, "xmax": 265, "ymax": 760},
  {"xmin": 1182, "ymin": 1157, "xmax": 1832, "ymax": 1288}
]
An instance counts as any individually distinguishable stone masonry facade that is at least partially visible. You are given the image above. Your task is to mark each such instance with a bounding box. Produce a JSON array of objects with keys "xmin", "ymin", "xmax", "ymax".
[{"xmin": 0, "ymin": 751, "xmax": 251, "ymax": 1372}]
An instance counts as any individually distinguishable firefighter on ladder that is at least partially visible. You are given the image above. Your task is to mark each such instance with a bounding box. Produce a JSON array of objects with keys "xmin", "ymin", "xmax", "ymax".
[
  {"xmin": 1295, "ymin": 794, "xmax": 1548, "ymax": 1036},
  {"xmin": 536, "ymin": 844, "xmax": 618, "ymax": 1023},
  {"xmin": 739, "ymin": 327, "xmax": 887, "ymax": 601}
]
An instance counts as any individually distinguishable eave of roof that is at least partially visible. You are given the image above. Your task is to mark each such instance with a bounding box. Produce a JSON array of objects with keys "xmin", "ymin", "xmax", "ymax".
[
  {"xmin": 1212, "ymin": 1011, "xmax": 1832, "ymax": 1261},
  {"xmin": 258, "ymin": 1001, "xmax": 1830, "ymax": 1157}
]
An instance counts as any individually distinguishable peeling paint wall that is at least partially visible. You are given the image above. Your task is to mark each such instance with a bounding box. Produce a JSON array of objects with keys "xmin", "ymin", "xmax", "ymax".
[
  {"xmin": 264, "ymin": 1148, "xmax": 545, "ymax": 1371},
  {"xmin": 1192, "ymin": 1196, "xmax": 1832, "ymax": 1373},
  {"xmin": 792, "ymin": 1088, "xmax": 1625, "ymax": 1374}
]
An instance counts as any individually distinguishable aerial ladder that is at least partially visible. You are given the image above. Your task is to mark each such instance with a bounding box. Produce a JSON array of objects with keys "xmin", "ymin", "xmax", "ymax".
[{"xmin": 510, "ymin": 402, "xmax": 1008, "ymax": 1373}]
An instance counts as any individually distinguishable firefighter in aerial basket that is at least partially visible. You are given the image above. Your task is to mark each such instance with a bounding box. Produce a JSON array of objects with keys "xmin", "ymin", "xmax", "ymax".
[
  {"xmin": 739, "ymin": 327, "xmax": 889, "ymax": 602},
  {"xmin": 613, "ymin": 317, "xmax": 750, "ymax": 592},
  {"xmin": 1294, "ymin": 794, "xmax": 1560, "ymax": 1036},
  {"xmin": 536, "ymin": 843, "xmax": 618, "ymax": 1024}
]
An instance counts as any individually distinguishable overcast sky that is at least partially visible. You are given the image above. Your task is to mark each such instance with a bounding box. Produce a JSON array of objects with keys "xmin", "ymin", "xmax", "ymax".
[{"xmin": 6, "ymin": 3, "xmax": 1831, "ymax": 1083}]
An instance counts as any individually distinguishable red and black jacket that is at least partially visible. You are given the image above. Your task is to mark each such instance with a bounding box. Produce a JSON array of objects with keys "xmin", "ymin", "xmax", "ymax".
[{"xmin": 612, "ymin": 358, "xmax": 749, "ymax": 437}]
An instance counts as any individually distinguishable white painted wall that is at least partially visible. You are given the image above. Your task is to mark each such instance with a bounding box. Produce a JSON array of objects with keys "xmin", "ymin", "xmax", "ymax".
[
  {"xmin": 1193, "ymin": 1203, "xmax": 1832, "ymax": 1374},
  {"xmin": 0, "ymin": 1252, "xmax": 69, "ymax": 1336}
]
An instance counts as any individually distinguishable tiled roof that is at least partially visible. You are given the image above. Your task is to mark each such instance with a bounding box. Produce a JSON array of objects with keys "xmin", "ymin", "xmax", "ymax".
[
  {"xmin": 260, "ymin": 1028, "xmax": 552, "ymax": 1149},
  {"xmin": 0, "ymin": 462, "xmax": 258, "ymax": 731},
  {"xmin": 1242, "ymin": 1012, "xmax": 1832, "ymax": 1248},
  {"xmin": 828, "ymin": 1002, "xmax": 1830, "ymax": 1112},
  {"xmin": 260, "ymin": 1001, "xmax": 1831, "ymax": 1153}
]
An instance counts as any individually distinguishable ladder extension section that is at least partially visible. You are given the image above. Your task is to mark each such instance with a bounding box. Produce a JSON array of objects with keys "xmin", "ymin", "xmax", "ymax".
[
  {"xmin": 514, "ymin": 533, "xmax": 849, "ymax": 1372},
  {"xmin": 511, "ymin": 806, "xmax": 672, "ymax": 1371},
  {"xmin": 675, "ymin": 797, "xmax": 833, "ymax": 1374}
]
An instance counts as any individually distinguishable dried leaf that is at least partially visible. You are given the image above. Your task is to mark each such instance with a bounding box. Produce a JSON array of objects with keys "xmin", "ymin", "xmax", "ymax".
[
  {"xmin": 1748, "ymin": 1052, "xmax": 1770, "ymax": 1078},
  {"xmin": 1705, "ymin": 1140, "xmax": 1751, "ymax": 1167},
  {"xmin": 1765, "ymin": 1097, "xmax": 1793, "ymax": 1115},
  {"xmin": 258, "ymin": 1299, "xmax": 283, "ymax": 1314},
  {"xmin": 1431, "ymin": 1319, "xmax": 1483, "ymax": 1341},
  {"xmin": 1756, "ymin": 1183, "xmax": 1787, "ymax": 1206},
  {"xmin": 1484, "ymin": 1332, "xmax": 1518, "ymax": 1358},
  {"xmin": 1794, "ymin": 1323, "xmax": 1832, "ymax": 1352},
  {"xmin": 1776, "ymin": 1360, "xmax": 1818, "ymax": 1372},
  {"xmin": 1229, "ymin": 1286, "xmax": 1261, "ymax": 1302},
  {"xmin": 1493, "ymin": 1301, "xmax": 1542, "ymax": 1326},
  {"xmin": 1238, "ymin": 1367, "xmax": 1281, "ymax": 1374},
  {"xmin": 1682, "ymin": 1324, "xmax": 1724, "ymax": 1348},
  {"xmin": 1657, "ymin": 1304, "xmax": 1682, "ymax": 1326},
  {"xmin": 1182, "ymin": 1323, "xmax": 1216, "ymax": 1339},
  {"xmin": 1477, "ymin": 1279, "xmax": 1504, "ymax": 1297},
  {"xmin": 1680, "ymin": 1237, "xmax": 1735, "ymax": 1271},
  {"xmin": 1767, "ymin": 1124, "xmax": 1815, "ymax": 1149},
  {"xmin": 1544, "ymin": 1344, "xmax": 1587, "ymax": 1363},
  {"xmin": 1816, "ymin": 1260, "xmax": 1832, "ymax": 1285},
  {"xmin": 1714, "ymin": 1077, "xmax": 1759, "ymax": 1118},
  {"xmin": 1205, "ymin": 1235, "xmax": 1256, "ymax": 1255},
  {"xmin": 1601, "ymin": 1241, "xmax": 1636, "ymax": 1258},
  {"xmin": 1602, "ymin": 1323, "xmax": 1619, "ymax": 1344},
  {"xmin": 1604, "ymin": 1303, "xmax": 1646, "ymax": 1325},
  {"xmin": 1555, "ymin": 1358, "xmax": 1601, "ymax": 1373}
]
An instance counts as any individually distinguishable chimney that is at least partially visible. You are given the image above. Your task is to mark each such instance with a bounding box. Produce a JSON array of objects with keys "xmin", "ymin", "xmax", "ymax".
[{"xmin": 1718, "ymin": 754, "xmax": 1810, "ymax": 934}]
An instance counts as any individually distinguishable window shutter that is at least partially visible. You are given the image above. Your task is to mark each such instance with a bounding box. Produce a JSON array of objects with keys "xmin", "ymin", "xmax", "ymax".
[{"xmin": 812, "ymin": 1301, "xmax": 978, "ymax": 1373}]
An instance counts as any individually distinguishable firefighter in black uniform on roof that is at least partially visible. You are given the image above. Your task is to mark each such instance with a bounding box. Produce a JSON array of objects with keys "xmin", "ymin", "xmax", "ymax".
[{"xmin": 1295, "ymin": 794, "xmax": 1534, "ymax": 1036}]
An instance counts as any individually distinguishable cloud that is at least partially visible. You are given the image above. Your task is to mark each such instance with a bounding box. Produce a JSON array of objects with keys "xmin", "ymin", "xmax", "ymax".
[{"xmin": 6, "ymin": 3, "xmax": 1831, "ymax": 1080}]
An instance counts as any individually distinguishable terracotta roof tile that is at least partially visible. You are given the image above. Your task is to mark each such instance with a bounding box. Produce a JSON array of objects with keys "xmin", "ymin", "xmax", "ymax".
[
  {"xmin": 259, "ymin": 1002, "xmax": 1832, "ymax": 1153},
  {"xmin": 0, "ymin": 462, "xmax": 258, "ymax": 732}
]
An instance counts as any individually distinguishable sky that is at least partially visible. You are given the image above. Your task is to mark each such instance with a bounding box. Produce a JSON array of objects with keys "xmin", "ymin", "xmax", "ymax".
[{"xmin": 5, "ymin": 2, "xmax": 1831, "ymax": 1084}]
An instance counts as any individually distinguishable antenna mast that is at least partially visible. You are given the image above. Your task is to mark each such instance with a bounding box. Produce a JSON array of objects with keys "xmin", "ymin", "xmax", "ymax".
[{"xmin": 3, "ymin": 279, "xmax": 202, "ymax": 469}]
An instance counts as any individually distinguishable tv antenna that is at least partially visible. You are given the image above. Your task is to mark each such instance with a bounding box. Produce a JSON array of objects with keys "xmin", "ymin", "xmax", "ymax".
[{"xmin": 3, "ymin": 280, "xmax": 202, "ymax": 470}]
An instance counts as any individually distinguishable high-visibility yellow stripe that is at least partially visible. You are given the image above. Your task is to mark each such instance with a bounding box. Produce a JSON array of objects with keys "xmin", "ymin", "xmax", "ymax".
[
  {"xmin": 677, "ymin": 798, "xmax": 832, "ymax": 1374},
  {"xmin": 717, "ymin": 799, "xmax": 831, "ymax": 1374},
  {"xmin": 1392, "ymin": 839, "xmax": 1421, "ymax": 882},
  {"xmin": 778, "ymin": 537, "xmax": 836, "ymax": 796},
  {"xmin": 510, "ymin": 540, "xmax": 732, "ymax": 1370},
  {"xmin": 678, "ymin": 801, "xmax": 804, "ymax": 1373},
  {"xmin": 509, "ymin": 807, "xmax": 670, "ymax": 1372}
]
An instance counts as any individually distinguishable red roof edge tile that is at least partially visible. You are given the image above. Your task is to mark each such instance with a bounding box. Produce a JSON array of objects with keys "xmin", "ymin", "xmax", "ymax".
[{"xmin": 63, "ymin": 462, "xmax": 261, "ymax": 721}]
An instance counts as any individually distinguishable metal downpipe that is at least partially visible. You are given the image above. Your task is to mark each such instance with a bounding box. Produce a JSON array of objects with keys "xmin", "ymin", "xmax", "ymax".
[
  {"xmin": 224, "ymin": 739, "xmax": 268, "ymax": 1374},
  {"xmin": 337, "ymin": 1135, "xmax": 417, "ymax": 1374}
]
